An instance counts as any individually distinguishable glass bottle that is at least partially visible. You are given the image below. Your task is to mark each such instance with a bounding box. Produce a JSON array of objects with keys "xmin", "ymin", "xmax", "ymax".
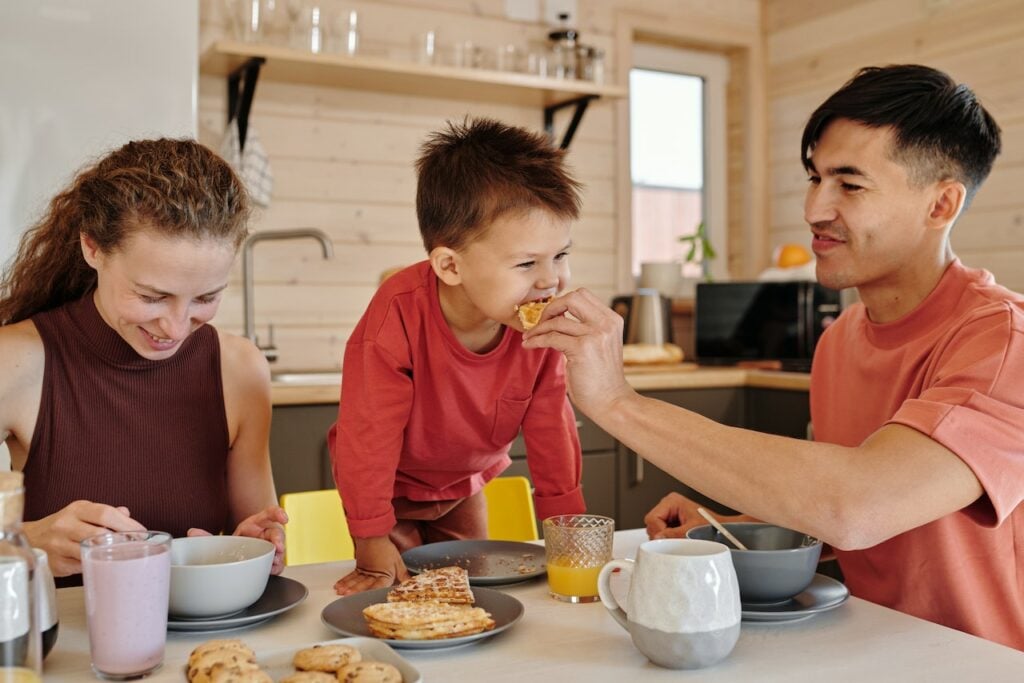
[
  {"xmin": 0, "ymin": 472, "xmax": 41, "ymax": 682},
  {"xmin": 547, "ymin": 12, "xmax": 578, "ymax": 79}
]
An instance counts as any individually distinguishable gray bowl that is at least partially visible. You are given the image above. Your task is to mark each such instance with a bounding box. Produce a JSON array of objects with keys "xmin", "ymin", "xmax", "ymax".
[{"xmin": 687, "ymin": 523, "xmax": 822, "ymax": 603}]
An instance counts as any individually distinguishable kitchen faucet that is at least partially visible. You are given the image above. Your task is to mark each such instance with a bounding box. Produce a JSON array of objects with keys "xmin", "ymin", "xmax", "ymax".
[{"xmin": 242, "ymin": 228, "xmax": 334, "ymax": 362}]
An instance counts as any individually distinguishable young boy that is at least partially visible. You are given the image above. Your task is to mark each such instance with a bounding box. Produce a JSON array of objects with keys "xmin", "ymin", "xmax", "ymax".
[{"xmin": 330, "ymin": 118, "xmax": 587, "ymax": 595}]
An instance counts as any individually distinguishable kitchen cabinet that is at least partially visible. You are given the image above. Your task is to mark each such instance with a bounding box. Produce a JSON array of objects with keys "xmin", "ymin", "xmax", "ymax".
[
  {"xmin": 617, "ymin": 388, "xmax": 745, "ymax": 530},
  {"xmin": 745, "ymin": 387, "xmax": 812, "ymax": 439},
  {"xmin": 269, "ymin": 404, "xmax": 338, "ymax": 496},
  {"xmin": 505, "ymin": 410, "xmax": 618, "ymax": 528}
]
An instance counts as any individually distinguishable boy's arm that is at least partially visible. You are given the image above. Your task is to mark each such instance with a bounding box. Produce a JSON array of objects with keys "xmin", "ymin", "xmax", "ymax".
[
  {"xmin": 330, "ymin": 337, "xmax": 415, "ymax": 594},
  {"xmin": 520, "ymin": 352, "xmax": 586, "ymax": 520},
  {"xmin": 332, "ymin": 339, "xmax": 413, "ymax": 539}
]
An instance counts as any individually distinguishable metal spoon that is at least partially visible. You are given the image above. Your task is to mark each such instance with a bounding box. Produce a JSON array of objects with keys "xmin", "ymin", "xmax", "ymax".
[{"xmin": 697, "ymin": 507, "xmax": 749, "ymax": 550}]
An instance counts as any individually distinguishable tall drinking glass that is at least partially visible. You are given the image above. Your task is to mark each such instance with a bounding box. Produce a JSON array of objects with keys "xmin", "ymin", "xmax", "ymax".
[{"xmin": 81, "ymin": 531, "xmax": 171, "ymax": 680}]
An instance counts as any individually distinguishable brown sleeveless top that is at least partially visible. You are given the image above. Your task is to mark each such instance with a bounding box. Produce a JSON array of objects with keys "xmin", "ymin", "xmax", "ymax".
[{"xmin": 24, "ymin": 295, "xmax": 230, "ymax": 570}]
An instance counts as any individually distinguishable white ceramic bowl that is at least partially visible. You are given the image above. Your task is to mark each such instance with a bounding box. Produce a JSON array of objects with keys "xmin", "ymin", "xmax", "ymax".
[{"xmin": 168, "ymin": 536, "xmax": 274, "ymax": 618}]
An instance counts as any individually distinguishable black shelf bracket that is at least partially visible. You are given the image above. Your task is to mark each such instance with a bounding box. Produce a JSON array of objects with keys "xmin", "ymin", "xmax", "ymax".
[
  {"xmin": 227, "ymin": 57, "xmax": 266, "ymax": 152},
  {"xmin": 544, "ymin": 95, "xmax": 598, "ymax": 149}
]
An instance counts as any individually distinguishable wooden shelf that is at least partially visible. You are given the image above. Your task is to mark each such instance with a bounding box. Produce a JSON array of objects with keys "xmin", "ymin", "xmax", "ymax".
[{"xmin": 200, "ymin": 40, "xmax": 628, "ymax": 107}]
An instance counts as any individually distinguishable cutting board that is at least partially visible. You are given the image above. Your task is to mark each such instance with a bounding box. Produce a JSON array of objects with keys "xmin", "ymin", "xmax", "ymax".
[{"xmin": 623, "ymin": 362, "xmax": 699, "ymax": 374}]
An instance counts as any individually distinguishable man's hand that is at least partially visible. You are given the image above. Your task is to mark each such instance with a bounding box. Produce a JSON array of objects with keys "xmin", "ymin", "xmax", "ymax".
[
  {"xmin": 645, "ymin": 492, "xmax": 754, "ymax": 540},
  {"xmin": 188, "ymin": 505, "xmax": 289, "ymax": 575},
  {"xmin": 22, "ymin": 501, "xmax": 145, "ymax": 577},
  {"xmin": 334, "ymin": 536, "xmax": 409, "ymax": 596},
  {"xmin": 521, "ymin": 288, "xmax": 634, "ymax": 417}
]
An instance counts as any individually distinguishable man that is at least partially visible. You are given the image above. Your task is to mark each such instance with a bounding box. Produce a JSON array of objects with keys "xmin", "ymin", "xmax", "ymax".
[{"xmin": 523, "ymin": 65, "xmax": 1023, "ymax": 651}]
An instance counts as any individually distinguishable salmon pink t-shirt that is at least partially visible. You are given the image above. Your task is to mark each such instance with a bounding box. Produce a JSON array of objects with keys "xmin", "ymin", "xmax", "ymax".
[
  {"xmin": 811, "ymin": 259, "xmax": 1024, "ymax": 650},
  {"xmin": 330, "ymin": 261, "xmax": 585, "ymax": 538}
]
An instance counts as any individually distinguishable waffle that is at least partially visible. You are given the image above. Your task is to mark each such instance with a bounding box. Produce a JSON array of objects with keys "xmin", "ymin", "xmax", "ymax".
[
  {"xmin": 515, "ymin": 297, "xmax": 552, "ymax": 330},
  {"xmin": 387, "ymin": 566, "xmax": 473, "ymax": 604},
  {"xmin": 363, "ymin": 600, "xmax": 495, "ymax": 640}
]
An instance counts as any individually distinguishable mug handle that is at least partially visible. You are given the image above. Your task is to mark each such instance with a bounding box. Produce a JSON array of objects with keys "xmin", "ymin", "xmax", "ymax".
[{"xmin": 597, "ymin": 559, "xmax": 633, "ymax": 631}]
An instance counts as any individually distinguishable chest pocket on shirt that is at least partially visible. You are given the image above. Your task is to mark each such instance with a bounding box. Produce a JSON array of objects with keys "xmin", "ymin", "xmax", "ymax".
[{"xmin": 491, "ymin": 395, "xmax": 531, "ymax": 446}]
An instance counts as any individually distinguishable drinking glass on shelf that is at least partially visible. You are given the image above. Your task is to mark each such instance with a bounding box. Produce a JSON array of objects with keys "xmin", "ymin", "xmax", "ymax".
[
  {"xmin": 527, "ymin": 50, "xmax": 549, "ymax": 77},
  {"xmin": 543, "ymin": 514, "xmax": 615, "ymax": 603},
  {"xmin": 453, "ymin": 40, "xmax": 482, "ymax": 69},
  {"xmin": 495, "ymin": 44, "xmax": 521, "ymax": 72},
  {"xmin": 291, "ymin": 3, "xmax": 326, "ymax": 54},
  {"xmin": 334, "ymin": 9, "xmax": 359, "ymax": 56},
  {"xmin": 415, "ymin": 30, "xmax": 438, "ymax": 65},
  {"xmin": 226, "ymin": 0, "xmax": 266, "ymax": 42}
]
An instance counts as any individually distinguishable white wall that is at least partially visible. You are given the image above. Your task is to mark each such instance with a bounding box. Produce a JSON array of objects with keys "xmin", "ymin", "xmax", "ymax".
[{"xmin": 0, "ymin": 1, "xmax": 198, "ymax": 267}]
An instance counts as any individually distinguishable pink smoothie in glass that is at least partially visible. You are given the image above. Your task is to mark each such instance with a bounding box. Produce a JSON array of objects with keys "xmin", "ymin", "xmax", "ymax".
[{"xmin": 82, "ymin": 538, "xmax": 171, "ymax": 678}]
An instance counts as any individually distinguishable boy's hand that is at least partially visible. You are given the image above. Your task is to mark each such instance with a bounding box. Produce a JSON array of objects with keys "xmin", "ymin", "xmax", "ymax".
[{"xmin": 334, "ymin": 535, "xmax": 409, "ymax": 595}]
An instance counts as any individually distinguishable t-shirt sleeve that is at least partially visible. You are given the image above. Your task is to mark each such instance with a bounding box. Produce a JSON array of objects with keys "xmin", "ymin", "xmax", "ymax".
[
  {"xmin": 520, "ymin": 350, "xmax": 585, "ymax": 520},
  {"xmin": 331, "ymin": 316, "xmax": 414, "ymax": 538},
  {"xmin": 888, "ymin": 304, "xmax": 1024, "ymax": 526}
]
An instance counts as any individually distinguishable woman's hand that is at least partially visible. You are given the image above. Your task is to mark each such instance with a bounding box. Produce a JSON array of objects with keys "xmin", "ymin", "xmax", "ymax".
[
  {"xmin": 334, "ymin": 536, "xmax": 409, "ymax": 596},
  {"xmin": 22, "ymin": 501, "xmax": 145, "ymax": 577},
  {"xmin": 188, "ymin": 505, "xmax": 289, "ymax": 575}
]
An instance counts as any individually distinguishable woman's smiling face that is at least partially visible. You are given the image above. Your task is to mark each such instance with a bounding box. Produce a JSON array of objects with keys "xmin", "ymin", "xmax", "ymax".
[{"xmin": 83, "ymin": 226, "xmax": 237, "ymax": 360}]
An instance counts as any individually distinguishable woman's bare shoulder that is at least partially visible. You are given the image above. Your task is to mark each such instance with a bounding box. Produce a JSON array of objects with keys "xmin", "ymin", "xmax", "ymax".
[
  {"xmin": 215, "ymin": 328, "xmax": 271, "ymax": 391},
  {"xmin": 0, "ymin": 320, "xmax": 44, "ymax": 392}
]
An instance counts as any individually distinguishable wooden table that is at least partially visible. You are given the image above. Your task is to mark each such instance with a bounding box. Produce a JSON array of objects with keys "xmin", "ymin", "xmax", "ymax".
[{"xmin": 43, "ymin": 529, "xmax": 1022, "ymax": 681}]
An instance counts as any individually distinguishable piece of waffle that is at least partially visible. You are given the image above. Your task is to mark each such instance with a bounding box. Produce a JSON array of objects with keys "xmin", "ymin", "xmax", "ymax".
[
  {"xmin": 387, "ymin": 566, "xmax": 474, "ymax": 605},
  {"xmin": 515, "ymin": 297, "xmax": 552, "ymax": 330},
  {"xmin": 362, "ymin": 601, "xmax": 495, "ymax": 640}
]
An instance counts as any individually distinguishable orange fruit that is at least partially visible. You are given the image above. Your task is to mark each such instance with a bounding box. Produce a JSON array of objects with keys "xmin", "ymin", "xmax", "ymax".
[{"xmin": 773, "ymin": 243, "xmax": 812, "ymax": 268}]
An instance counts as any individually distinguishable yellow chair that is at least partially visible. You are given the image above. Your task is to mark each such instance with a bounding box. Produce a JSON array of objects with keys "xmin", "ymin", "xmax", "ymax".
[
  {"xmin": 484, "ymin": 476, "xmax": 539, "ymax": 541},
  {"xmin": 279, "ymin": 489, "xmax": 355, "ymax": 566}
]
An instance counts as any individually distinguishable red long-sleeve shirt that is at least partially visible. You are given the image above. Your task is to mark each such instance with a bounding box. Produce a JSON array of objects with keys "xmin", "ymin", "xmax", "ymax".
[{"xmin": 329, "ymin": 261, "xmax": 585, "ymax": 538}]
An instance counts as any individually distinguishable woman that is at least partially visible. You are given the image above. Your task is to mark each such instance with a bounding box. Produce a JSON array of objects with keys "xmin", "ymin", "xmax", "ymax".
[{"xmin": 0, "ymin": 138, "xmax": 287, "ymax": 583}]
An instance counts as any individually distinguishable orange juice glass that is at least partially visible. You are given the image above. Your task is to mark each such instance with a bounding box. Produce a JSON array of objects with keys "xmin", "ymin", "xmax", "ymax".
[{"xmin": 543, "ymin": 515, "xmax": 614, "ymax": 603}]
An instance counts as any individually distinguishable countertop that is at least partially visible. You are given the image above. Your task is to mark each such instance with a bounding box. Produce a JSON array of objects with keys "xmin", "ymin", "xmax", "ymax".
[
  {"xmin": 44, "ymin": 529, "xmax": 1024, "ymax": 681},
  {"xmin": 270, "ymin": 365, "xmax": 811, "ymax": 406}
]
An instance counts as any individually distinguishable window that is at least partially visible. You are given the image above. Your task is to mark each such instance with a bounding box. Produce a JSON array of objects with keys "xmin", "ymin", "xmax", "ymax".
[{"xmin": 629, "ymin": 44, "xmax": 729, "ymax": 283}]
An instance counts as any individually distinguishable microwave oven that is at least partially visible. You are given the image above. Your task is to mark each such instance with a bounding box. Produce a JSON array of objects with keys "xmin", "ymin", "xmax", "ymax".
[{"xmin": 694, "ymin": 281, "xmax": 842, "ymax": 371}]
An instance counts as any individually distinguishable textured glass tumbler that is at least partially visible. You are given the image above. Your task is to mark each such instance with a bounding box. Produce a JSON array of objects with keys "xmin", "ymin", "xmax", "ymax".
[{"xmin": 543, "ymin": 515, "xmax": 614, "ymax": 603}]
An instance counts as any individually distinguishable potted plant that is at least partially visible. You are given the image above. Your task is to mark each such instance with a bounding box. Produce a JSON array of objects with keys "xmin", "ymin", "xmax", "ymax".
[{"xmin": 678, "ymin": 220, "xmax": 716, "ymax": 284}]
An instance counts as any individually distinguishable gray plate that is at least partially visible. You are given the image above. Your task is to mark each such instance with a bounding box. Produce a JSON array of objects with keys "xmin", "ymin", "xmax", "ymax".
[
  {"xmin": 321, "ymin": 586, "xmax": 524, "ymax": 650},
  {"xmin": 741, "ymin": 573, "xmax": 849, "ymax": 623},
  {"xmin": 401, "ymin": 540, "xmax": 546, "ymax": 585},
  {"xmin": 167, "ymin": 576, "xmax": 308, "ymax": 632}
]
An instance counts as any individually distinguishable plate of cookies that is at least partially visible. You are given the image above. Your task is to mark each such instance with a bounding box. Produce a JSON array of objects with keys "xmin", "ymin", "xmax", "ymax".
[
  {"xmin": 321, "ymin": 567, "xmax": 524, "ymax": 650},
  {"xmin": 401, "ymin": 540, "xmax": 546, "ymax": 585},
  {"xmin": 184, "ymin": 636, "xmax": 421, "ymax": 682}
]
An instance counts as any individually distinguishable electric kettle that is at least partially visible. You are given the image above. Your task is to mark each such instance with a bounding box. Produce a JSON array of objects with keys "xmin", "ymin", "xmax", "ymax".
[{"xmin": 611, "ymin": 288, "xmax": 674, "ymax": 345}]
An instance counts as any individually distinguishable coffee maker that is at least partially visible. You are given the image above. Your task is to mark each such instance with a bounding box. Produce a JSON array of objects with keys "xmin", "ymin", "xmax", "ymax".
[{"xmin": 611, "ymin": 289, "xmax": 674, "ymax": 345}]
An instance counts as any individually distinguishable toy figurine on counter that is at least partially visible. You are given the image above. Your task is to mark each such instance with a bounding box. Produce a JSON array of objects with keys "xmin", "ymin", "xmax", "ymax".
[
  {"xmin": 524, "ymin": 64, "xmax": 1024, "ymax": 651},
  {"xmin": 0, "ymin": 138, "xmax": 287, "ymax": 584},
  {"xmin": 330, "ymin": 118, "xmax": 586, "ymax": 595}
]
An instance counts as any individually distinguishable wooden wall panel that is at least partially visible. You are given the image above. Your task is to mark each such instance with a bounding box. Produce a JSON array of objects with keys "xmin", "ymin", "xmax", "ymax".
[
  {"xmin": 764, "ymin": 0, "xmax": 1024, "ymax": 294},
  {"xmin": 200, "ymin": 0, "xmax": 760, "ymax": 371}
]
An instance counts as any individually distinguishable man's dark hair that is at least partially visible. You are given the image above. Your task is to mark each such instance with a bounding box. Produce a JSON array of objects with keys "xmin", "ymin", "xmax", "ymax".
[
  {"xmin": 801, "ymin": 64, "xmax": 1001, "ymax": 206},
  {"xmin": 415, "ymin": 117, "xmax": 582, "ymax": 252}
]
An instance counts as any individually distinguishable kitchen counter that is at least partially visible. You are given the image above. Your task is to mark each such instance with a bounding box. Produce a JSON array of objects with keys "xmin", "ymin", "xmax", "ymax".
[
  {"xmin": 44, "ymin": 529, "xmax": 1023, "ymax": 681},
  {"xmin": 271, "ymin": 365, "xmax": 810, "ymax": 405}
]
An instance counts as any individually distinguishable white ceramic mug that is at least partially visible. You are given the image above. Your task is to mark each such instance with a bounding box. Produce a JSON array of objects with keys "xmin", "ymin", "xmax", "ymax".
[{"xmin": 598, "ymin": 538, "xmax": 741, "ymax": 669}]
